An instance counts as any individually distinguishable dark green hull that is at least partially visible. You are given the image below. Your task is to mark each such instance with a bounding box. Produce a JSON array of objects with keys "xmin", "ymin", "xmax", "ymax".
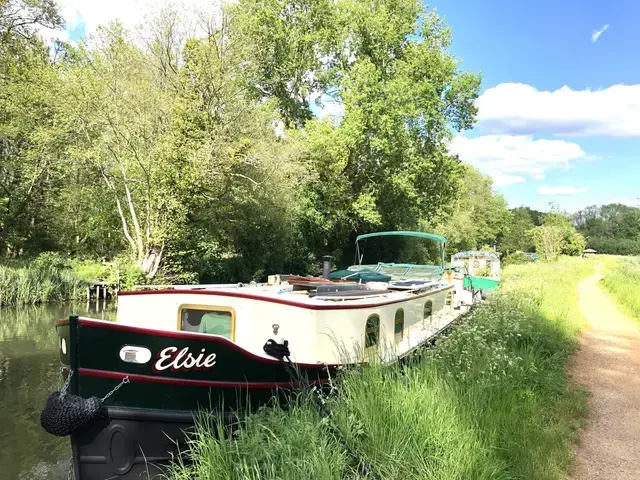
[{"xmin": 54, "ymin": 316, "xmax": 335, "ymax": 479}]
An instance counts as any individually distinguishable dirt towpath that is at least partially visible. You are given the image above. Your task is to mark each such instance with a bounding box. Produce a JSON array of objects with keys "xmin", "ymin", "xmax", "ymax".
[{"xmin": 569, "ymin": 264, "xmax": 640, "ymax": 480}]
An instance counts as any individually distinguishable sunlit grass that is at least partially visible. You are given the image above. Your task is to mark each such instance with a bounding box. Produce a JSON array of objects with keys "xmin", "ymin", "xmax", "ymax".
[
  {"xmin": 167, "ymin": 257, "xmax": 593, "ymax": 480},
  {"xmin": 0, "ymin": 263, "xmax": 86, "ymax": 307},
  {"xmin": 600, "ymin": 255, "xmax": 640, "ymax": 324}
]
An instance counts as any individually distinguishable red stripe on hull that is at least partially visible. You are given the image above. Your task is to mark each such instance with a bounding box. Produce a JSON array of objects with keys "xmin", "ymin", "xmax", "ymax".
[
  {"xmin": 78, "ymin": 367, "xmax": 328, "ymax": 389},
  {"xmin": 74, "ymin": 317, "xmax": 342, "ymax": 370},
  {"xmin": 117, "ymin": 285, "xmax": 451, "ymax": 310}
]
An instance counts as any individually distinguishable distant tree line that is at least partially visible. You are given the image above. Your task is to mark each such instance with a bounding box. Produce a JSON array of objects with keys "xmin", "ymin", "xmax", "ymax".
[{"xmin": 573, "ymin": 203, "xmax": 640, "ymax": 255}]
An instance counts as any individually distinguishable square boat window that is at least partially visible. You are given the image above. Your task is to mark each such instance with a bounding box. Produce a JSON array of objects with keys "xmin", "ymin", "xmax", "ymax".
[{"xmin": 179, "ymin": 307, "xmax": 234, "ymax": 340}]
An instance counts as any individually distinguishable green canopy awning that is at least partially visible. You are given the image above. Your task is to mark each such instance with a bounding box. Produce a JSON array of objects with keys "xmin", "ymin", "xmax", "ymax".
[{"xmin": 355, "ymin": 231, "xmax": 447, "ymax": 244}]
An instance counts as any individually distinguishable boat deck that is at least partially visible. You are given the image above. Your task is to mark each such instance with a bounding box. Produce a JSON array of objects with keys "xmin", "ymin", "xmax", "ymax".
[{"xmin": 128, "ymin": 279, "xmax": 450, "ymax": 307}]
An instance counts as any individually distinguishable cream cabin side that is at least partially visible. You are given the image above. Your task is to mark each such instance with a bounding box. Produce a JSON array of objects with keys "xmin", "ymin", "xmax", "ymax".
[
  {"xmin": 312, "ymin": 285, "xmax": 455, "ymax": 364},
  {"xmin": 115, "ymin": 291, "xmax": 320, "ymax": 363}
]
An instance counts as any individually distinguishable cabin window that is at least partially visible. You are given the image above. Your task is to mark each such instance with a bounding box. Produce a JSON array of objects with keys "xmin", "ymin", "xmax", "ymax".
[
  {"xmin": 364, "ymin": 314, "xmax": 380, "ymax": 359},
  {"xmin": 424, "ymin": 300, "xmax": 433, "ymax": 320},
  {"xmin": 178, "ymin": 306, "xmax": 235, "ymax": 340},
  {"xmin": 394, "ymin": 309, "xmax": 404, "ymax": 343}
]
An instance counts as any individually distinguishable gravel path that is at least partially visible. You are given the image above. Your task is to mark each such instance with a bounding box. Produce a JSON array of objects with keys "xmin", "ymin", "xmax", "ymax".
[{"xmin": 568, "ymin": 265, "xmax": 640, "ymax": 480}]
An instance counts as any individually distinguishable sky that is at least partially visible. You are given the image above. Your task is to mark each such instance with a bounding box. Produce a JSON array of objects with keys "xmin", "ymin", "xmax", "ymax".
[{"xmin": 42, "ymin": 0, "xmax": 640, "ymax": 213}]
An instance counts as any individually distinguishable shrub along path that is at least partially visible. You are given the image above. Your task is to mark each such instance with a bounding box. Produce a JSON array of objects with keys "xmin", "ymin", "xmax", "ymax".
[{"xmin": 569, "ymin": 264, "xmax": 640, "ymax": 480}]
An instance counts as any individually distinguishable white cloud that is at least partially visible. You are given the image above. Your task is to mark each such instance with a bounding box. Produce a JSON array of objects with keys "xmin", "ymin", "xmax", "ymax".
[
  {"xmin": 591, "ymin": 24, "xmax": 609, "ymax": 43},
  {"xmin": 448, "ymin": 134, "xmax": 586, "ymax": 186},
  {"xmin": 492, "ymin": 174, "xmax": 525, "ymax": 187},
  {"xmin": 537, "ymin": 186, "xmax": 587, "ymax": 196},
  {"xmin": 476, "ymin": 82, "xmax": 640, "ymax": 137},
  {"xmin": 608, "ymin": 198, "xmax": 640, "ymax": 207}
]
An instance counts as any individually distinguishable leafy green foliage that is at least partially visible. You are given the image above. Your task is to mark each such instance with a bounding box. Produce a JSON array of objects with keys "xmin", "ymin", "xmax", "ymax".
[
  {"xmin": 502, "ymin": 252, "xmax": 534, "ymax": 267},
  {"xmin": 429, "ymin": 165, "xmax": 511, "ymax": 254},
  {"xmin": 234, "ymin": 0, "xmax": 481, "ymax": 265},
  {"xmin": 531, "ymin": 210, "xmax": 586, "ymax": 261},
  {"xmin": 574, "ymin": 203, "xmax": 640, "ymax": 255}
]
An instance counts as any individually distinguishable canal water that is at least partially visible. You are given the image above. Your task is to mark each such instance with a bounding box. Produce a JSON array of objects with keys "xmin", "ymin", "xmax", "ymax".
[{"xmin": 0, "ymin": 302, "xmax": 116, "ymax": 480}]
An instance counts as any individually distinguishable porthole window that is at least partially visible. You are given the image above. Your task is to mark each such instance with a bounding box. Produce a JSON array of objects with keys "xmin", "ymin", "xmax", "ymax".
[
  {"xmin": 179, "ymin": 305, "xmax": 235, "ymax": 340},
  {"xmin": 424, "ymin": 300, "xmax": 433, "ymax": 320},
  {"xmin": 394, "ymin": 309, "xmax": 404, "ymax": 343},
  {"xmin": 364, "ymin": 314, "xmax": 380, "ymax": 360}
]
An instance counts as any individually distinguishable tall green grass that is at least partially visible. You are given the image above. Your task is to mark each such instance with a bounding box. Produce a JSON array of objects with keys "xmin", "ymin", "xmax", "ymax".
[
  {"xmin": 0, "ymin": 255, "xmax": 86, "ymax": 306},
  {"xmin": 601, "ymin": 255, "xmax": 640, "ymax": 324},
  {"xmin": 168, "ymin": 257, "xmax": 593, "ymax": 480}
]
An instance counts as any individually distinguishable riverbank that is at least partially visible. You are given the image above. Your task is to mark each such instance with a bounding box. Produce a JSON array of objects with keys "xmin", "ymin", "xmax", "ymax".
[
  {"xmin": 600, "ymin": 255, "xmax": 640, "ymax": 325},
  {"xmin": 168, "ymin": 257, "xmax": 593, "ymax": 479},
  {"xmin": 0, "ymin": 256, "xmax": 85, "ymax": 307},
  {"xmin": 0, "ymin": 253, "xmax": 145, "ymax": 307}
]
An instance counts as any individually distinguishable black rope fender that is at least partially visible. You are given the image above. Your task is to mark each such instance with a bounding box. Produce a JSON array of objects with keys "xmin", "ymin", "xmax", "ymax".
[
  {"xmin": 40, "ymin": 369, "xmax": 129, "ymax": 437},
  {"xmin": 263, "ymin": 339, "xmax": 381, "ymax": 479}
]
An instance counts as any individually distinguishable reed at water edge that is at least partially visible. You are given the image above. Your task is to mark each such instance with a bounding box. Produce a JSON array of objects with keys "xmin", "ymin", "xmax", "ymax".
[
  {"xmin": 601, "ymin": 255, "xmax": 640, "ymax": 324},
  {"xmin": 0, "ymin": 261, "xmax": 86, "ymax": 307},
  {"xmin": 167, "ymin": 257, "xmax": 594, "ymax": 480}
]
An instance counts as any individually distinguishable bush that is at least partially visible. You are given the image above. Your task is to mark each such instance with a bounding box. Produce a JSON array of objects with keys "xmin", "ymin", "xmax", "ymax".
[{"xmin": 502, "ymin": 252, "xmax": 534, "ymax": 267}]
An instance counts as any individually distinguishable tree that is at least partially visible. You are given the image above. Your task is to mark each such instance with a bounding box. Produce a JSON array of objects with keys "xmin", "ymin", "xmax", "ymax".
[
  {"xmin": 235, "ymin": 0, "xmax": 481, "ymax": 263},
  {"xmin": 530, "ymin": 225, "xmax": 564, "ymax": 261},
  {"xmin": 1, "ymin": 0, "xmax": 62, "ymax": 43},
  {"xmin": 501, "ymin": 208, "xmax": 536, "ymax": 254},
  {"xmin": 429, "ymin": 165, "xmax": 512, "ymax": 253},
  {"xmin": 531, "ymin": 209, "xmax": 585, "ymax": 260},
  {"xmin": 573, "ymin": 203, "xmax": 640, "ymax": 255},
  {"xmin": 0, "ymin": 0, "xmax": 66, "ymax": 255}
]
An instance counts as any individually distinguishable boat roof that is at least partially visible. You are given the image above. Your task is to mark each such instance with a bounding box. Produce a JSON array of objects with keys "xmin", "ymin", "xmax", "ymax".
[
  {"xmin": 452, "ymin": 250, "xmax": 500, "ymax": 261},
  {"xmin": 356, "ymin": 231, "xmax": 447, "ymax": 244}
]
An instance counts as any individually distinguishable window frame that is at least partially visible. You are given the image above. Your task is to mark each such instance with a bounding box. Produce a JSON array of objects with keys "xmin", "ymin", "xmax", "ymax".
[
  {"xmin": 394, "ymin": 308, "xmax": 404, "ymax": 343},
  {"xmin": 364, "ymin": 313, "xmax": 380, "ymax": 360},
  {"xmin": 423, "ymin": 299, "xmax": 433, "ymax": 320},
  {"xmin": 177, "ymin": 304, "xmax": 237, "ymax": 341}
]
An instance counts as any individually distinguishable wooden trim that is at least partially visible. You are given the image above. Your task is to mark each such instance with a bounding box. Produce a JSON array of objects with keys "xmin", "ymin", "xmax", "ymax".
[
  {"xmin": 117, "ymin": 285, "xmax": 454, "ymax": 311},
  {"xmin": 78, "ymin": 368, "xmax": 329, "ymax": 389},
  {"xmin": 177, "ymin": 304, "xmax": 237, "ymax": 342},
  {"xmin": 75, "ymin": 317, "xmax": 341, "ymax": 369}
]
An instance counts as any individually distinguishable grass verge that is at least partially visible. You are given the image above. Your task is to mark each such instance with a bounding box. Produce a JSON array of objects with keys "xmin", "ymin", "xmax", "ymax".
[
  {"xmin": 168, "ymin": 257, "xmax": 592, "ymax": 480},
  {"xmin": 600, "ymin": 255, "xmax": 640, "ymax": 324}
]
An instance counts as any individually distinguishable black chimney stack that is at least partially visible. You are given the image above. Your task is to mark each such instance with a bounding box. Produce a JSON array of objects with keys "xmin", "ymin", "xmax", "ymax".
[{"xmin": 322, "ymin": 255, "xmax": 332, "ymax": 279}]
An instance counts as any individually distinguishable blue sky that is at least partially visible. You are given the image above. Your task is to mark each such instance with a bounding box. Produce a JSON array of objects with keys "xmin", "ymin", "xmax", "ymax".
[
  {"xmin": 49, "ymin": 0, "xmax": 640, "ymax": 213},
  {"xmin": 434, "ymin": 0, "xmax": 640, "ymax": 212}
]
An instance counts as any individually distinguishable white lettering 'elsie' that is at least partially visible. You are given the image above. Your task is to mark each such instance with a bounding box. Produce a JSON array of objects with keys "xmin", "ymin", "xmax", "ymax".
[{"xmin": 154, "ymin": 347, "xmax": 217, "ymax": 371}]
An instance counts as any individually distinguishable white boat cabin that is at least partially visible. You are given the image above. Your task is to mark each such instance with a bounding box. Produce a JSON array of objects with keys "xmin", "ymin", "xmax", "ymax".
[{"xmin": 115, "ymin": 232, "xmax": 472, "ymax": 365}]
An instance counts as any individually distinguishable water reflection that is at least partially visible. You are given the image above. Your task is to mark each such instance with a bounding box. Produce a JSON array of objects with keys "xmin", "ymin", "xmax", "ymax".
[{"xmin": 0, "ymin": 301, "xmax": 116, "ymax": 480}]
